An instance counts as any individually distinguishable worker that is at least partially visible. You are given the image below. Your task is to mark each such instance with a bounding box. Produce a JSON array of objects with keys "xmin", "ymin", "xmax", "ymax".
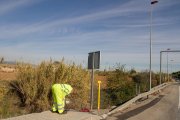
[{"xmin": 51, "ymin": 84, "xmax": 73, "ymax": 114}]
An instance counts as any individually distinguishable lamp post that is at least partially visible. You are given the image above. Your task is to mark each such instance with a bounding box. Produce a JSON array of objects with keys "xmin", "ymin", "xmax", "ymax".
[
  {"xmin": 160, "ymin": 51, "xmax": 162, "ymax": 84},
  {"xmin": 170, "ymin": 59, "xmax": 174, "ymax": 79},
  {"xmin": 167, "ymin": 48, "xmax": 170, "ymax": 82},
  {"xmin": 160, "ymin": 50, "xmax": 180, "ymax": 84},
  {"xmin": 150, "ymin": 0, "xmax": 158, "ymax": 90}
]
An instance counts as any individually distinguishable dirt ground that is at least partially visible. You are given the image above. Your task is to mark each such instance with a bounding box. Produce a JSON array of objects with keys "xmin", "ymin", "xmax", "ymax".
[{"xmin": 0, "ymin": 71, "xmax": 17, "ymax": 81}]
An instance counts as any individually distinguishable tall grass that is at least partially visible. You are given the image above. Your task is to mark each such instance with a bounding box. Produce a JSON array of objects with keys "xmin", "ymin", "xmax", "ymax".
[
  {"xmin": 9, "ymin": 60, "xmax": 90, "ymax": 113},
  {"xmin": 0, "ymin": 80, "xmax": 25, "ymax": 119}
]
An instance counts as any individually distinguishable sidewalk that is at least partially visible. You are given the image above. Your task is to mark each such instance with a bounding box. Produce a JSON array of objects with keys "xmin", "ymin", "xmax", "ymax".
[{"xmin": 2, "ymin": 110, "xmax": 102, "ymax": 120}]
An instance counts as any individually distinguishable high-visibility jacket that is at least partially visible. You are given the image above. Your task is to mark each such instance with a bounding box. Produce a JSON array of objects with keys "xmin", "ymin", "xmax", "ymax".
[{"xmin": 51, "ymin": 84, "xmax": 73, "ymax": 113}]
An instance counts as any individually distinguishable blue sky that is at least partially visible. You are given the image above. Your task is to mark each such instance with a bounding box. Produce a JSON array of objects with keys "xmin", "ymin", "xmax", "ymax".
[{"xmin": 0, "ymin": 0, "xmax": 180, "ymax": 72}]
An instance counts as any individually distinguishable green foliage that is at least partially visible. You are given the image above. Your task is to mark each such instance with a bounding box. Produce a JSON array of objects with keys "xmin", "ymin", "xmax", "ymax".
[
  {"xmin": 132, "ymin": 74, "xmax": 142, "ymax": 84},
  {"xmin": 135, "ymin": 71, "xmax": 149, "ymax": 92},
  {"xmin": 106, "ymin": 64, "xmax": 136, "ymax": 106},
  {"xmin": 105, "ymin": 65, "xmax": 161, "ymax": 106},
  {"xmin": 9, "ymin": 60, "xmax": 89, "ymax": 113},
  {"xmin": 172, "ymin": 71, "xmax": 180, "ymax": 79}
]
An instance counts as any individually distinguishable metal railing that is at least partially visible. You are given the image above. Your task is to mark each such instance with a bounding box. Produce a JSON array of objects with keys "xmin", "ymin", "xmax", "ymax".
[{"xmin": 101, "ymin": 82, "xmax": 171, "ymax": 119}]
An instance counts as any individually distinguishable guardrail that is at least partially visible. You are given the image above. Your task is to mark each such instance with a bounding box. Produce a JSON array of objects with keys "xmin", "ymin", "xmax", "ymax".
[{"xmin": 101, "ymin": 82, "xmax": 171, "ymax": 119}]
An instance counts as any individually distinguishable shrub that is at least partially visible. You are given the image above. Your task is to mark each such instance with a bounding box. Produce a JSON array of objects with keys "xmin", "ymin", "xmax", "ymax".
[
  {"xmin": 106, "ymin": 64, "xmax": 136, "ymax": 106},
  {"xmin": 9, "ymin": 60, "xmax": 89, "ymax": 112}
]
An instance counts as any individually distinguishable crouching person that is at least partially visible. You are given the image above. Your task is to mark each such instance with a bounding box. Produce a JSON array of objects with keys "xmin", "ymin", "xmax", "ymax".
[{"xmin": 51, "ymin": 84, "xmax": 73, "ymax": 114}]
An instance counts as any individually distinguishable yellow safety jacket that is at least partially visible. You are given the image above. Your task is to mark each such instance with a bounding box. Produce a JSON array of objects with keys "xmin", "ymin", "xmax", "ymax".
[{"xmin": 52, "ymin": 84, "xmax": 73, "ymax": 113}]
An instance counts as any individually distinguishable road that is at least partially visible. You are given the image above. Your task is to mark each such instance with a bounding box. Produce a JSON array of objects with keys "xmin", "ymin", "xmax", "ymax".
[{"xmin": 106, "ymin": 83, "xmax": 180, "ymax": 120}]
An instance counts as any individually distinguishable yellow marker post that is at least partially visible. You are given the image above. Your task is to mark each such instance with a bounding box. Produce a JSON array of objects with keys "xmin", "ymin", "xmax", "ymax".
[{"xmin": 98, "ymin": 81, "xmax": 101, "ymax": 111}]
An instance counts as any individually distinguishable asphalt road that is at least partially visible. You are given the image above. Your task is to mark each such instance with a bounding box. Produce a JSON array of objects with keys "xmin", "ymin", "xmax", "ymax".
[{"xmin": 106, "ymin": 83, "xmax": 180, "ymax": 120}]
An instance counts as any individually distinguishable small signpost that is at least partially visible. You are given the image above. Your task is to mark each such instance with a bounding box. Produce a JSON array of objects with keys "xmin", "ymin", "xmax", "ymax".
[
  {"xmin": 88, "ymin": 51, "xmax": 100, "ymax": 111},
  {"xmin": 98, "ymin": 80, "xmax": 101, "ymax": 112}
]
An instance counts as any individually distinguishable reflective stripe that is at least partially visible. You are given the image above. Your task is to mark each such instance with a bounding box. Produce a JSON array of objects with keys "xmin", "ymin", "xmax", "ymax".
[
  {"xmin": 53, "ymin": 102, "xmax": 62, "ymax": 106},
  {"xmin": 58, "ymin": 107, "xmax": 64, "ymax": 110},
  {"xmin": 53, "ymin": 102, "xmax": 63, "ymax": 108},
  {"xmin": 57, "ymin": 104, "xmax": 63, "ymax": 106},
  {"xmin": 61, "ymin": 84, "xmax": 69, "ymax": 94},
  {"xmin": 64, "ymin": 84, "xmax": 70, "ymax": 93}
]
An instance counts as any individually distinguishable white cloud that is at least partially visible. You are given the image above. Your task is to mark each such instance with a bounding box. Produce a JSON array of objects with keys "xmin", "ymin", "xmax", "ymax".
[
  {"xmin": 0, "ymin": 0, "xmax": 41, "ymax": 16},
  {"xmin": 0, "ymin": 0, "xmax": 147, "ymax": 39},
  {"xmin": 0, "ymin": 0, "xmax": 179, "ymax": 71},
  {"xmin": 155, "ymin": 0, "xmax": 180, "ymax": 10},
  {"xmin": 0, "ymin": 0, "xmax": 178, "ymax": 40}
]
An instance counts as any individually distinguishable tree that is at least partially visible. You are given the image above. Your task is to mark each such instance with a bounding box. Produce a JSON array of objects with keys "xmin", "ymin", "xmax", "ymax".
[
  {"xmin": 0, "ymin": 57, "xmax": 4, "ymax": 64},
  {"xmin": 172, "ymin": 71, "xmax": 180, "ymax": 80}
]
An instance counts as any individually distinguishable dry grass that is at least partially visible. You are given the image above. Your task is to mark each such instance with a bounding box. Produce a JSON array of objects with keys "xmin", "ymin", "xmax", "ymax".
[
  {"xmin": 0, "ymin": 64, "xmax": 17, "ymax": 81},
  {"xmin": 95, "ymin": 75, "xmax": 107, "ymax": 89},
  {"xmin": 0, "ymin": 72, "xmax": 17, "ymax": 81},
  {"xmin": 9, "ymin": 60, "xmax": 90, "ymax": 112},
  {"xmin": 0, "ymin": 80, "xmax": 24, "ymax": 119}
]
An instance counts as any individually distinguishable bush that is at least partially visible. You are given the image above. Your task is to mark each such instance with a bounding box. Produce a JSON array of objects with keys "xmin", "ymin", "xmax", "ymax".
[
  {"xmin": 134, "ymin": 72, "xmax": 149, "ymax": 92},
  {"xmin": 172, "ymin": 71, "xmax": 180, "ymax": 80},
  {"xmin": 9, "ymin": 60, "xmax": 90, "ymax": 113},
  {"xmin": 106, "ymin": 64, "xmax": 136, "ymax": 106}
]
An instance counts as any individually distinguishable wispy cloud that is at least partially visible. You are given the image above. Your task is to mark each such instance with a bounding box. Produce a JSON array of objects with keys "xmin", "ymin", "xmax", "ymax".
[
  {"xmin": 155, "ymin": 0, "xmax": 180, "ymax": 10},
  {"xmin": 0, "ymin": 0, "xmax": 179, "ymax": 39},
  {"xmin": 0, "ymin": 0, "xmax": 147, "ymax": 39},
  {"xmin": 0, "ymin": 0, "xmax": 179, "ymax": 71},
  {"xmin": 0, "ymin": 0, "xmax": 41, "ymax": 16}
]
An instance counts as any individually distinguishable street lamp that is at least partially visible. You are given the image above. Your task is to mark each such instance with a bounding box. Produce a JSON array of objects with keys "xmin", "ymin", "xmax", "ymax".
[
  {"xmin": 150, "ymin": 0, "xmax": 158, "ymax": 90},
  {"xmin": 170, "ymin": 59, "xmax": 174, "ymax": 79},
  {"xmin": 160, "ymin": 50, "xmax": 180, "ymax": 84},
  {"xmin": 167, "ymin": 48, "xmax": 170, "ymax": 82}
]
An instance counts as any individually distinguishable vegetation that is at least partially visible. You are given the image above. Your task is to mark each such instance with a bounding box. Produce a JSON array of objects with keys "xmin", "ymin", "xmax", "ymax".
[
  {"xmin": 0, "ymin": 60, "xmax": 168, "ymax": 118},
  {"xmin": 9, "ymin": 60, "xmax": 90, "ymax": 113},
  {"xmin": 0, "ymin": 80, "xmax": 24, "ymax": 119},
  {"xmin": 105, "ymin": 64, "xmax": 136, "ymax": 106},
  {"xmin": 104, "ymin": 64, "xmax": 162, "ymax": 107},
  {"xmin": 172, "ymin": 71, "xmax": 180, "ymax": 79}
]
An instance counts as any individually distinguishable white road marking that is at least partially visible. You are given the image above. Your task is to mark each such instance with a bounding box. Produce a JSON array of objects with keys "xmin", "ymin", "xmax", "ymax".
[{"xmin": 178, "ymin": 86, "xmax": 180, "ymax": 109}]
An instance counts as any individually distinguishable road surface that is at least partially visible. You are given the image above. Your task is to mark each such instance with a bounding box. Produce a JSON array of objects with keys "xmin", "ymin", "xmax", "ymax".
[{"xmin": 106, "ymin": 83, "xmax": 180, "ymax": 120}]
